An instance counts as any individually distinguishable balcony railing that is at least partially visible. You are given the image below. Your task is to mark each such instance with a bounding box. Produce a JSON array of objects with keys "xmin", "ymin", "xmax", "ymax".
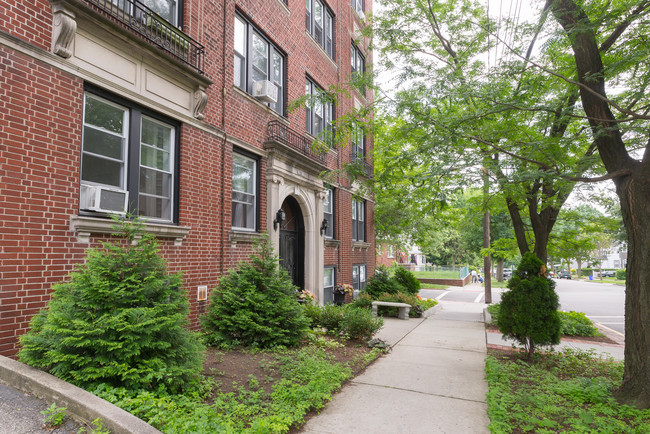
[
  {"xmin": 84, "ymin": 0, "xmax": 205, "ymax": 74},
  {"xmin": 267, "ymin": 121, "xmax": 330, "ymax": 165},
  {"xmin": 349, "ymin": 151, "xmax": 374, "ymax": 178}
]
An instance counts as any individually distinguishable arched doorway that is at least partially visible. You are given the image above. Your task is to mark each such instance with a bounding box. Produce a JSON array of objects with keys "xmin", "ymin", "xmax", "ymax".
[{"xmin": 278, "ymin": 196, "xmax": 305, "ymax": 289}]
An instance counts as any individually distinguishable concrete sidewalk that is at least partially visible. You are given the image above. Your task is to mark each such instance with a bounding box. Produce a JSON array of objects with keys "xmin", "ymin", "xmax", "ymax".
[{"xmin": 301, "ymin": 301, "xmax": 490, "ymax": 433}]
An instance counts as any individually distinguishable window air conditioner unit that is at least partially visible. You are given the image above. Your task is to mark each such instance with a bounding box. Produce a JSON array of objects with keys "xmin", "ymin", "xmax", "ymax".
[
  {"xmin": 253, "ymin": 80, "xmax": 278, "ymax": 104},
  {"xmin": 79, "ymin": 184, "xmax": 129, "ymax": 214}
]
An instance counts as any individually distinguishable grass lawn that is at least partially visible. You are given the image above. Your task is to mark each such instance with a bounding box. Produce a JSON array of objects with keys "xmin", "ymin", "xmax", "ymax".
[
  {"xmin": 420, "ymin": 283, "xmax": 449, "ymax": 289},
  {"xmin": 412, "ymin": 270, "xmax": 463, "ymax": 279},
  {"xmin": 486, "ymin": 349, "xmax": 650, "ymax": 432}
]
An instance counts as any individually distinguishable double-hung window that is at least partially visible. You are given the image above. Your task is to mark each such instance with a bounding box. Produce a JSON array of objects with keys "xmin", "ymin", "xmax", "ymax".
[
  {"xmin": 306, "ymin": 0, "xmax": 334, "ymax": 58},
  {"xmin": 351, "ymin": 124, "xmax": 364, "ymax": 160},
  {"xmin": 232, "ymin": 151, "xmax": 258, "ymax": 231},
  {"xmin": 352, "ymin": 198, "xmax": 365, "ymax": 241},
  {"xmin": 80, "ymin": 91, "xmax": 178, "ymax": 223},
  {"xmin": 305, "ymin": 78, "xmax": 334, "ymax": 145},
  {"xmin": 351, "ymin": 43, "xmax": 366, "ymax": 95},
  {"xmin": 142, "ymin": 0, "xmax": 183, "ymax": 27},
  {"xmin": 352, "ymin": 264, "xmax": 366, "ymax": 298},
  {"xmin": 351, "ymin": 0, "xmax": 364, "ymax": 17},
  {"xmin": 234, "ymin": 14, "xmax": 285, "ymax": 115},
  {"xmin": 324, "ymin": 266, "xmax": 336, "ymax": 304},
  {"xmin": 323, "ymin": 187, "xmax": 334, "ymax": 238}
]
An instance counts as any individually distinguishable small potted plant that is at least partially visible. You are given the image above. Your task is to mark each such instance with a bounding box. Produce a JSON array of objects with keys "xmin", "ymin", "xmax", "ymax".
[
  {"xmin": 333, "ymin": 284, "xmax": 353, "ymax": 305},
  {"xmin": 297, "ymin": 289, "xmax": 315, "ymax": 304}
]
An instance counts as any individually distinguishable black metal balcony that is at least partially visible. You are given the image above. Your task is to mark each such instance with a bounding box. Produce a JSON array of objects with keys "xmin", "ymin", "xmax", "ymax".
[
  {"xmin": 267, "ymin": 121, "xmax": 330, "ymax": 165},
  {"xmin": 349, "ymin": 151, "xmax": 374, "ymax": 178},
  {"xmin": 84, "ymin": 0, "xmax": 205, "ymax": 74}
]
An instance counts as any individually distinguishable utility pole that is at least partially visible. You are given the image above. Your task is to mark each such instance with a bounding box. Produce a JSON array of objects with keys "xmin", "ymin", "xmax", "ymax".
[{"xmin": 482, "ymin": 167, "xmax": 492, "ymax": 304}]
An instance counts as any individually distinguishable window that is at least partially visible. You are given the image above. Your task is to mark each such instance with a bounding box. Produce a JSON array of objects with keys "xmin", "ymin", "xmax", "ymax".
[
  {"xmin": 234, "ymin": 14, "xmax": 285, "ymax": 115},
  {"xmin": 351, "ymin": 0, "xmax": 364, "ymax": 16},
  {"xmin": 323, "ymin": 188, "xmax": 334, "ymax": 238},
  {"xmin": 306, "ymin": 0, "xmax": 334, "ymax": 58},
  {"xmin": 387, "ymin": 245, "xmax": 394, "ymax": 258},
  {"xmin": 351, "ymin": 124, "xmax": 364, "ymax": 160},
  {"xmin": 352, "ymin": 198, "xmax": 365, "ymax": 241},
  {"xmin": 324, "ymin": 266, "xmax": 336, "ymax": 304},
  {"xmin": 352, "ymin": 264, "xmax": 366, "ymax": 298},
  {"xmin": 305, "ymin": 78, "xmax": 334, "ymax": 144},
  {"xmin": 142, "ymin": 0, "xmax": 183, "ymax": 26},
  {"xmin": 232, "ymin": 151, "xmax": 258, "ymax": 231},
  {"xmin": 351, "ymin": 43, "xmax": 366, "ymax": 95},
  {"xmin": 80, "ymin": 91, "xmax": 178, "ymax": 223}
]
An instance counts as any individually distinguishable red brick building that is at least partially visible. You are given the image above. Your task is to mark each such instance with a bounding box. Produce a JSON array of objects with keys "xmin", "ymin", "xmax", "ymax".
[{"xmin": 0, "ymin": 0, "xmax": 374, "ymax": 356}]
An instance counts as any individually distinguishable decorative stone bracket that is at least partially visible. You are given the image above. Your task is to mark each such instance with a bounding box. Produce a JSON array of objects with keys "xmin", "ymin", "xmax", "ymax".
[
  {"xmin": 51, "ymin": 1, "xmax": 77, "ymax": 58},
  {"xmin": 194, "ymin": 88, "xmax": 208, "ymax": 120}
]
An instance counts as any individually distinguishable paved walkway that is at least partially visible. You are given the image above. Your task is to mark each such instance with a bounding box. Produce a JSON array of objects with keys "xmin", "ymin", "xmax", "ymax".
[{"xmin": 301, "ymin": 301, "xmax": 491, "ymax": 433}]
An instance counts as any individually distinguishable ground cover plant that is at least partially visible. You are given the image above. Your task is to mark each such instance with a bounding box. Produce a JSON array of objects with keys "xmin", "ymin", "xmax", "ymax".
[
  {"xmin": 486, "ymin": 349, "xmax": 650, "ymax": 432},
  {"xmin": 19, "ymin": 218, "xmax": 204, "ymax": 393}
]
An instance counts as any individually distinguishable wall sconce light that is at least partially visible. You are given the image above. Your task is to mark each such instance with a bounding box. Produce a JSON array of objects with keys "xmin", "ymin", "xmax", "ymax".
[
  {"xmin": 320, "ymin": 218, "xmax": 329, "ymax": 236},
  {"xmin": 273, "ymin": 209, "xmax": 286, "ymax": 231}
]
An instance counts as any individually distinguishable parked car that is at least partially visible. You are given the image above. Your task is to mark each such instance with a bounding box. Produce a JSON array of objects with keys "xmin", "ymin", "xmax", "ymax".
[
  {"xmin": 599, "ymin": 270, "xmax": 616, "ymax": 277},
  {"xmin": 503, "ymin": 268, "xmax": 513, "ymax": 278},
  {"xmin": 557, "ymin": 270, "xmax": 572, "ymax": 279}
]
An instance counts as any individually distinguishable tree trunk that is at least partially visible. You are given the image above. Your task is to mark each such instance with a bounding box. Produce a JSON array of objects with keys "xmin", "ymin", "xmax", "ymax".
[
  {"xmin": 576, "ymin": 259, "xmax": 582, "ymax": 278},
  {"xmin": 552, "ymin": 0, "xmax": 650, "ymax": 408},
  {"xmin": 614, "ymin": 171, "xmax": 650, "ymax": 409},
  {"xmin": 497, "ymin": 258, "xmax": 504, "ymax": 282}
]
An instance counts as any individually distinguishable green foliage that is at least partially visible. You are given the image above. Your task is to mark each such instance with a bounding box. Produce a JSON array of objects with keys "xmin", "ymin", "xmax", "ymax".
[
  {"xmin": 486, "ymin": 349, "xmax": 650, "ymax": 432},
  {"xmin": 304, "ymin": 303, "xmax": 383, "ymax": 341},
  {"xmin": 364, "ymin": 266, "xmax": 405, "ymax": 297},
  {"xmin": 93, "ymin": 345, "xmax": 374, "ymax": 433},
  {"xmin": 487, "ymin": 303, "xmax": 500, "ymax": 326},
  {"xmin": 202, "ymin": 238, "xmax": 309, "ymax": 349},
  {"xmin": 616, "ymin": 269, "xmax": 626, "ymax": 280},
  {"xmin": 19, "ymin": 218, "xmax": 204, "ymax": 393},
  {"xmin": 581, "ymin": 267, "xmax": 594, "ymax": 276},
  {"xmin": 41, "ymin": 402, "xmax": 67, "ymax": 428},
  {"xmin": 497, "ymin": 253, "xmax": 561, "ymax": 356},
  {"xmin": 77, "ymin": 418, "xmax": 111, "ymax": 434},
  {"xmin": 559, "ymin": 311, "xmax": 601, "ymax": 337},
  {"xmin": 418, "ymin": 298, "xmax": 438, "ymax": 311},
  {"xmin": 353, "ymin": 292, "xmax": 437, "ymax": 318},
  {"xmin": 392, "ymin": 266, "xmax": 421, "ymax": 295}
]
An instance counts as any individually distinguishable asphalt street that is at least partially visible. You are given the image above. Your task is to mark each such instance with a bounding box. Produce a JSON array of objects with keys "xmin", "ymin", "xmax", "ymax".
[{"xmin": 421, "ymin": 277, "xmax": 626, "ymax": 335}]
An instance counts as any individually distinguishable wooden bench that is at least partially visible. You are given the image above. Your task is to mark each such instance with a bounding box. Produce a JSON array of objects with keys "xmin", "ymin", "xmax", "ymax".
[{"xmin": 371, "ymin": 301, "xmax": 411, "ymax": 320}]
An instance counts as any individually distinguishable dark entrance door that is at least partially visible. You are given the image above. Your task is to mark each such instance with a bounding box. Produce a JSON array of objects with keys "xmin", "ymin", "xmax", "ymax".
[{"xmin": 279, "ymin": 196, "xmax": 304, "ymax": 289}]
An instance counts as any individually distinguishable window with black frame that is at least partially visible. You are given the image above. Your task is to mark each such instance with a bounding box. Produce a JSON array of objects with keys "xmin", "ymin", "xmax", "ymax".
[
  {"xmin": 323, "ymin": 187, "xmax": 334, "ymax": 238},
  {"xmin": 232, "ymin": 151, "xmax": 258, "ymax": 231},
  {"xmin": 142, "ymin": 0, "xmax": 183, "ymax": 27},
  {"xmin": 352, "ymin": 198, "xmax": 365, "ymax": 241},
  {"xmin": 324, "ymin": 266, "xmax": 336, "ymax": 304},
  {"xmin": 234, "ymin": 13, "xmax": 285, "ymax": 115},
  {"xmin": 80, "ymin": 91, "xmax": 179, "ymax": 223},
  {"xmin": 305, "ymin": 77, "xmax": 335, "ymax": 145},
  {"xmin": 351, "ymin": 43, "xmax": 366, "ymax": 95},
  {"xmin": 306, "ymin": 0, "xmax": 334, "ymax": 58}
]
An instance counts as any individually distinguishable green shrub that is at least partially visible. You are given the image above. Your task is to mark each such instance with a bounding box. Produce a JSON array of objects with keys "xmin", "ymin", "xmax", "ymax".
[
  {"xmin": 616, "ymin": 269, "xmax": 626, "ymax": 280},
  {"xmin": 19, "ymin": 218, "xmax": 204, "ymax": 393},
  {"xmin": 301, "ymin": 303, "xmax": 322, "ymax": 328},
  {"xmin": 418, "ymin": 298, "xmax": 438, "ymax": 311},
  {"xmin": 305, "ymin": 303, "xmax": 382, "ymax": 341},
  {"xmin": 497, "ymin": 252, "xmax": 561, "ymax": 357},
  {"xmin": 580, "ymin": 267, "xmax": 593, "ymax": 277},
  {"xmin": 364, "ymin": 267, "xmax": 405, "ymax": 297},
  {"xmin": 558, "ymin": 311, "xmax": 600, "ymax": 337},
  {"xmin": 350, "ymin": 292, "xmax": 373, "ymax": 309},
  {"xmin": 202, "ymin": 238, "xmax": 309, "ymax": 349},
  {"xmin": 487, "ymin": 303, "xmax": 501, "ymax": 325},
  {"xmin": 392, "ymin": 266, "xmax": 421, "ymax": 295}
]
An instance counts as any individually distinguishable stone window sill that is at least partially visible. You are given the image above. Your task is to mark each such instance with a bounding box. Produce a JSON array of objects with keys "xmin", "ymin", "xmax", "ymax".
[
  {"xmin": 229, "ymin": 230, "xmax": 265, "ymax": 244},
  {"xmin": 352, "ymin": 241, "xmax": 371, "ymax": 250},
  {"xmin": 70, "ymin": 216, "xmax": 190, "ymax": 246}
]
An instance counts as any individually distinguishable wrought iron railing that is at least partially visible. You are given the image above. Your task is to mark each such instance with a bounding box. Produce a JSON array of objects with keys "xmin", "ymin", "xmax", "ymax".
[
  {"xmin": 349, "ymin": 151, "xmax": 374, "ymax": 178},
  {"xmin": 84, "ymin": 0, "xmax": 205, "ymax": 74},
  {"xmin": 267, "ymin": 121, "xmax": 330, "ymax": 165}
]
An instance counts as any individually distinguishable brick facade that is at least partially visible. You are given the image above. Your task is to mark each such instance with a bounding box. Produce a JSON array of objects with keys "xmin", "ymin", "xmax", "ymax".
[{"xmin": 0, "ymin": 0, "xmax": 375, "ymax": 356}]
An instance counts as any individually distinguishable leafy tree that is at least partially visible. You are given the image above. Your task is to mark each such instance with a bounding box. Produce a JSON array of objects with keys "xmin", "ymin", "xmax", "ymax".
[
  {"xmin": 497, "ymin": 252, "xmax": 561, "ymax": 357},
  {"xmin": 372, "ymin": 0, "xmax": 650, "ymax": 407},
  {"xmin": 202, "ymin": 238, "xmax": 309, "ymax": 349},
  {"xmin": 19, "ymin": 218, "xmax": 204, "ymax": 393}
]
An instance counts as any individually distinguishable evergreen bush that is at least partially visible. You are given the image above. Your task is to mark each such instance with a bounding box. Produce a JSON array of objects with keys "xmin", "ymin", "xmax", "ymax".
[
  {"xmin": 201, "ymin": 238, "xmax": 309, "ymax": 348},
  {"xmin": 304, "ymin": 304, "xmax": 382, "ymax": 341},
  {"xmin": 19, "ymin": 218, "xmax": 204, "ymax": 393},
  {"xmin": 392, "ymin": 266, "xmax": 421, "ymax": 295},
  {"xmin": 616, "ymin": 269, "xmax": 626, "ymax": 280},
  {"xmin": 364, "ymin": 267, "xmax": 404, "ymax": 297},
  {"xmin": 497, "ymin": 252, "xmax": 561, "ymax": 357}
]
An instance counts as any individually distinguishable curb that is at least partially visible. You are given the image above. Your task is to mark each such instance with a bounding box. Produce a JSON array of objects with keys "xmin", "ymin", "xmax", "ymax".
[
  {"xmin": 0, "ymin": 356, "xmax": 161, "ymax": 434},
  {"xmin": 422, "ymin": 302, "xmax": 443, "ymax": 318}
]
